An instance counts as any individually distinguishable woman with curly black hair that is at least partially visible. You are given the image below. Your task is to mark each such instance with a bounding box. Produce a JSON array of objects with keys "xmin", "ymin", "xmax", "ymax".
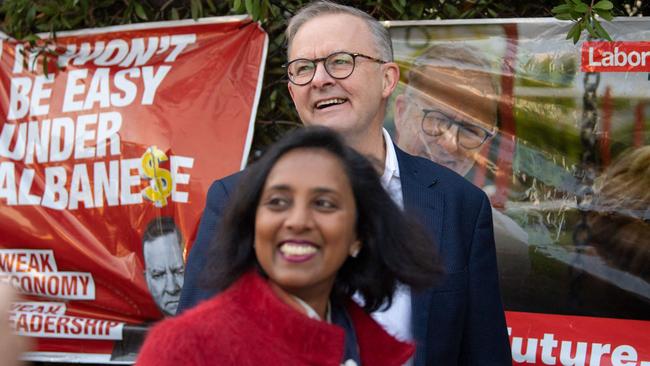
[{"xmin": 137, "ymin": 127, "xmax": 440, "ymax": 366}]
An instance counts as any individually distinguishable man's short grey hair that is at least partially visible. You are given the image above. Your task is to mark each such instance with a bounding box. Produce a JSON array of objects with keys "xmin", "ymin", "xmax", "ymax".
[
  {"xmin": 405, "ymin": 42, "xmax": 500, "ymax": 97},
  {"xmin": 286, "ymin": 1, "xmax": 393, "ymax": 62}
]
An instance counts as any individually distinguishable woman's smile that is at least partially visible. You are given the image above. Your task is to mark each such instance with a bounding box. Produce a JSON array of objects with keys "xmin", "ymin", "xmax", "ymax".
[{"xmin": 278, "ymin": 241, "xmax": 319, "ymax": 262}]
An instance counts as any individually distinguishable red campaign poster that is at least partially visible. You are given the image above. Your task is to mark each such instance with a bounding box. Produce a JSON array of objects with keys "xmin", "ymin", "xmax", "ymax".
[
  {"xmin": 507, "ymin": 312, "xmax": 650, "ymax": 366},
  {"xmin": 387, "ymin": 17, "xmax": 649, "ymax": 365},
  {"xmin": 0, "ymin": 16, "xmax": 267, "ymax": 363}
]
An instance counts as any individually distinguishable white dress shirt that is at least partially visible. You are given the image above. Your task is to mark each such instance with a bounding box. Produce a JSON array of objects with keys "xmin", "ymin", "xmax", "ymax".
[{"xmin": 357, "ymin": 129, "xmax": 413, "ymax": 365}]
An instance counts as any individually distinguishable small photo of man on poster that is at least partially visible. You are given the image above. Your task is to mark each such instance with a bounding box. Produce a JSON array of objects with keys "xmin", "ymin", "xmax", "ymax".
[{"xmin": 142, "ymin": 216, "xmax": 185, "ymax": 317}]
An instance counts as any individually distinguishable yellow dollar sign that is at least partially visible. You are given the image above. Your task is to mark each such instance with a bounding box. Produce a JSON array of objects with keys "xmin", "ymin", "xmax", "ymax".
[{"xmin": 141, "ymin": 146, "xmax": 172, "ymax": 207}]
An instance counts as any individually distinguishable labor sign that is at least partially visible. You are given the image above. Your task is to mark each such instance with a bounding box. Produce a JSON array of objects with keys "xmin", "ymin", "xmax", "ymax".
[
  {"xmin": 582, "ymin": 41, "xmax": 650, "ymax": 72},
  {"xmin": 0, "ymin": 16, "xmax": 267, "ymax": 363}
]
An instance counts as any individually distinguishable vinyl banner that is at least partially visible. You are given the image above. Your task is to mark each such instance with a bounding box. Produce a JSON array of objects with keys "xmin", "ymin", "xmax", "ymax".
[
  {"xmin": 0, "ymin": 16, "xmax": 267, "ymax": 363},
  {"xmin": 386, "ymin": 18, "xmax": 649, "ymax": 365}
]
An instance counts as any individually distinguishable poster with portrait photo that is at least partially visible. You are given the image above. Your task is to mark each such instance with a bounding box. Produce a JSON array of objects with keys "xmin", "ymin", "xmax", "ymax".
[
  {"xmin": 0, "ymin": 16, "xmax": 267, "ymax": 363},
  {"xmin": 386, "ymin": 18, "xmax": 649, "ymax": 365}
]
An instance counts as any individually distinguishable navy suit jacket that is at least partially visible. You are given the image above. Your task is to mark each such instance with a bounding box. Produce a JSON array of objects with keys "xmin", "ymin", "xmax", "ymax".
[{"xmin": 178, "ymin": 146, "xmax": 511, "ymax": 365}]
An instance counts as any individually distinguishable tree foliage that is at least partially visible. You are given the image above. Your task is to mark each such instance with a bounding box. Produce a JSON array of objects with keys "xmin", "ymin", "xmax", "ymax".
[
  {"xmin": 552, "ymin": 0, "xmax": 614, "ymax": 43},
  {"xmin": 0, "ymin": 0, "xmax": 643, "ymax": 156}
]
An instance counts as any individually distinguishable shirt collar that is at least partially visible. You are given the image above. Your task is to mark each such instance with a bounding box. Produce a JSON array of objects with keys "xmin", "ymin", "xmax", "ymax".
[
  {"xmin": 291, "ymin": 295, "xmax": 332, "ymax": 323},
  {"xmin": 380, "ymin": 128, "xmax": 400, "ymax": 188}
]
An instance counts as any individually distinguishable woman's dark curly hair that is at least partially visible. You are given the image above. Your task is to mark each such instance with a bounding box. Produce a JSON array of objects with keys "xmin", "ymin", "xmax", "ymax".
[{"xmin": 203, "ymin": 126, "xmax": 441, "ymax": 312}]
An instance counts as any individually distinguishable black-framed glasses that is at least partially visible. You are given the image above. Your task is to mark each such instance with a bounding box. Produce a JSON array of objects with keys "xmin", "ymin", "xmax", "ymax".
[
  {"xmin": 421, "ymin": 109, "xmax": 494, "ymax": 149},
  {"xmin": 285, "ymin": 51, "xmax": 387, "ymax": 86}
]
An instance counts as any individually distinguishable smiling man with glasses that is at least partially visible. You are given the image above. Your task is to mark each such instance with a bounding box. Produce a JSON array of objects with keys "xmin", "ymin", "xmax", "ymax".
[
  {"xmin": 284, "ymin": 5, "xmax": 400, "ymax": 161},
  {"xmin": 179, "ymin": 3, "xmax": 511, "ymax": 365}
]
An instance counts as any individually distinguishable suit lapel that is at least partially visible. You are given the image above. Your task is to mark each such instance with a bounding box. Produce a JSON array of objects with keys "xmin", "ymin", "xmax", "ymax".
[
  {"xmin": 395, "ymin": 146, "xmax": 445, "ymax": 366},
  {"xmin": 395, "ymin": 146, "xmax": 444, "ymax": 257}
]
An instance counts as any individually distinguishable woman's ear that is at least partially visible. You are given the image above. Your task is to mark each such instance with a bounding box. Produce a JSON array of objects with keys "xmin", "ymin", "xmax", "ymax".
[{"xmin": 349, "ymin": 240, "xmax": 362, "ymax": 258}]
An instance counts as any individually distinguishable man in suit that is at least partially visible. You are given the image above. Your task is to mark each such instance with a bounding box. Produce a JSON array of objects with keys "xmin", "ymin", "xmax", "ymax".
[{"xmin": 179, "ymin": 2, "xmax": 511, "ymax": 365}]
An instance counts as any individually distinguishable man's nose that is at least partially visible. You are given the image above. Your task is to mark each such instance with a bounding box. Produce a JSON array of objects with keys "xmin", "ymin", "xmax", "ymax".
[
  {"xmin": 310, "ymin": 62, "xmax": 335, "ymax": 88},
  {"xmin": 436, "ymin": 124, "xmax": 461, "ymax": 154},
  {"xmin": 164, "ymin": 273, "xmax": 181, "ymax": 294}
]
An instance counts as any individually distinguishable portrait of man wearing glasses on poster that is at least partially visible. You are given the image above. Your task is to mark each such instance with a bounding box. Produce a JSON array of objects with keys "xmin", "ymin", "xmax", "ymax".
[
  {"xmin": 394, "ymin": 43, "xmax": 497, "ymax": 178},
  {"xmin": 394, "ymin": 43, "xmax": 531, "ymax": 301}
]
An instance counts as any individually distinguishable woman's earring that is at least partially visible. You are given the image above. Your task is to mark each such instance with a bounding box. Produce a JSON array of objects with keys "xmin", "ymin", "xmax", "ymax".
[{"xmin": 350, "ymin": 244, "xmax": 361, "ymax": 258}]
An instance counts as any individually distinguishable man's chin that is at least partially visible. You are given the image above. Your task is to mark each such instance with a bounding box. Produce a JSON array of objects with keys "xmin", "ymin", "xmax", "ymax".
[
  {"xmin": 162, "ymin": 302, "xmax": 179, "ymax": 316},
  {"xmin": 445, "ymin": 162, "xmax": 473, "ymax": 177},
  {"xmin": 421, "ymin": 153, "xmax": 472, "ymax": 176},
  {"xmin": 305, "ymin": 117, "xmax": 353, "ymax": 134}
]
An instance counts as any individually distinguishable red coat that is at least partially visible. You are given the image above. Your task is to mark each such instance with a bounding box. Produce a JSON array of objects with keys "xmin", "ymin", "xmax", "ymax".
[{"xmin": 136, "ymin": 271, "xmax": 413, "ymax": 366}]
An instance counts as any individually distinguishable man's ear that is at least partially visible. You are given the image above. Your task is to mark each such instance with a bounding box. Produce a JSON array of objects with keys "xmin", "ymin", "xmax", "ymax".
[
  {"xmin": 381, "ymin": 62, "xmax": 400, "ymax": 99},
  {"xmin": 394, "ymin": 93, "xmax": 407, "ymax": 128},
  {"xmin": 288, "ymin": 81, "xmax": 296, "ymax": 102}
]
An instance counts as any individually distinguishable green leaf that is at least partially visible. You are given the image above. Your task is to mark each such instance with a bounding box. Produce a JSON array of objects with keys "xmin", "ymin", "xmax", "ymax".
[
  {"xmin": 573, "ymin": 3, "xmax": 588, "ymax": 13},
  {"xmin": 251, "ymin": 0, "xmax": 260, "ymax": 21},
  {"xmin": 460, "ymin": 6, "xmax": 479, "ymax": 18},
  {"xmin": 566, "ymin": 21, "xmax": 581, "ymax": 43},
  {"xmin": 24, "ymin": 34, "xmax": 39, "ymax": 43},
  {"xmin": 593, "ymin": 0, "xmax": 613, "ymax": 10},
  {"xmin": 244, "ymin": 0, "xmax": 254, "ymax": 17},
  {"xmin": 170, "ymin": 7, "xmax": 179, "ymax": 20},
  {"xmin": 61, "ymin": 16, "xmax": 72, "ymax": 28},
  {"xmin": 191, "ymin": 0, "xmax": 200, "ymax": 20},
  {"xmin": 390, "ymin": 0, "xmax": 405, "ymax": 13},
  {"xmin": 410, "ymin": 2, "xmax": 424, "ymax": 17},
  {"xmin": 594, "ymin": 9, "xmax": 614, "ymax": 21},
  {"xmin": 159, "ymin": 0, "xmax": 174, "ymax": 11},
  {"xmin": 134, "ymin": 2, "xmax": 148, "ymax": 20},
  {"xmin": 40, "ymin": 3, "xmax": 57, "ymax": 17},
  {"xmin": 444, "ymin": 3, "xmax": 460, "ymax": 18},
  {"xmin": 555, "ymin": 13, "xmax": 573, "ymax": 20},
  {"xmin": 569, "ymin": 10, "xmax": 583, "ymax": 19},
  {"xmin": 573, "ymin": 28, "xmax": 581, "ymax": 44},
  {"xmin": 206, "ymin": 0, "xmax": 216, "ymax": 13},
  {"xmin": 67, "ymin": 14, "xmax": 84, "ymax": 28},
  {"xmin": 36, "ymin": 23, "xmax": 51, "ymax": 31},
  {"xmin": 593, "ymin": 18, "xmax": 613, "ymax": 41},
  {"xmin": 585, "ymin": 19, "xmax": 596, "ymax": 38},
  {"xmin": 551, "ymin": 4, "xmax": 571, "ymax": 13},
  {"xmin": 260, "ymin": 0, "xmax": 269, "ymax": 20},
  {"xmin": 26, "ymin": 5, "xmax": 36, "ymax": 22},
  {"xmin": 233, "ymin": 0, "xmax": 244, "ymax": 12},
  {"xmin": 79, "ymin": 0, "xmax": 89, "ymax": 13}
]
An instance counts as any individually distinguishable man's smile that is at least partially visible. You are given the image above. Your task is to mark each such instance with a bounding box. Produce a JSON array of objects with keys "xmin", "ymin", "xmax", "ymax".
[{"xmin": 315, "ymin": 98, "xmax": 348, "ymax": 110}]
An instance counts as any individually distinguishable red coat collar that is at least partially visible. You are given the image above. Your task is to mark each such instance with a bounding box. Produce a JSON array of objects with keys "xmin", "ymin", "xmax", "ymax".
[{"xmin": 228, "ymin": 271, "xmax": 414, "ymax": 365}]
